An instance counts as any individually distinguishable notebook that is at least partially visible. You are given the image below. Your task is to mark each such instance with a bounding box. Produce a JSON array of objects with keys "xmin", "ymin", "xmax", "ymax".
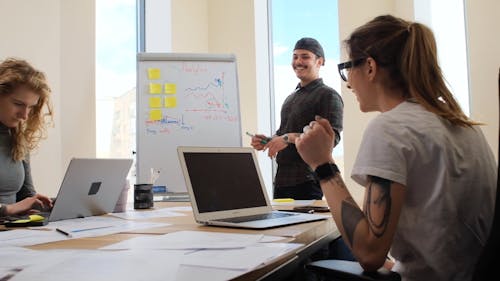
[
  {"xmin": 177, "ymin": 146, "xmax": 329, "ymax": 229},
  {"xmin": 6, "ymin": 158, "xmax": 133, "ymax": 226}
]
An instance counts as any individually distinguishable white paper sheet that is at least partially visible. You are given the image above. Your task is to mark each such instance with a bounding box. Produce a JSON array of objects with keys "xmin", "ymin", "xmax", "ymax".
[
  {"xmin": 0, "ymin": 217, "xmax": 169, "ymax": 247},
  {"xmin": 110, "ymin": 207, "xmax": 186, "ymax": 220},
  {"xmin": 0, "ymin": 229, "xmax": 65, "ymax": 248},
  {"xmin": 10, "ymin": 249, "xmax": 184, "ymax": 281},
  {"xmin": 181, "ymin": 242, "xmax": 303, "ymax": 270},
  {"xmin": 2, "ymin": 240, "xmax": 303, "ymax": 281},
  {"xmin": 100, "ymin": 230, "xmax": 273, "ymax": 250},
  {"xmin": 47, "ymin": 216, "xmax": 170, "ymax": 238},
  {"xmin": 0, "ymin": 247, "xmax": 74, "ymax": 280}
]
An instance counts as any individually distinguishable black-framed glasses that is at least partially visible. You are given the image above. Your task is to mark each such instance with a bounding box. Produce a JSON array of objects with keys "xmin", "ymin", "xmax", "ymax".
[{"xmin": 337, "ymin": 58, "xmax": 366, "ymax": 82}]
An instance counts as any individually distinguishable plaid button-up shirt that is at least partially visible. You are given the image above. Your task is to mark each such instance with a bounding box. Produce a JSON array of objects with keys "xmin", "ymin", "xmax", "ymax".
[{"xmin": 274, "ymin": 78, "xmax": 343, "ymax": 187}]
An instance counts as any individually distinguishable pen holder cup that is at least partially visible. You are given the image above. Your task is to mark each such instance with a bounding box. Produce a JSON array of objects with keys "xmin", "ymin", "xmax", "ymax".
[{"xmin": 134, "ymin": 184, "xmax": 154, "ymax": 209}]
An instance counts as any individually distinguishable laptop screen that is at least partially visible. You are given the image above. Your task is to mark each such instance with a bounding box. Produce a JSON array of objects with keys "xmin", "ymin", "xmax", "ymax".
[{"xmin": 183, "ymin": 152, "xmax": 267, "ymax": 213}]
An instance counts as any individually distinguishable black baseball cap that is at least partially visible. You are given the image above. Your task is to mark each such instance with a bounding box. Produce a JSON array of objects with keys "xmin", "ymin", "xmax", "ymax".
[{"xmin": 294, "ymin": 37, "xmax": 325, "ymax": 65}]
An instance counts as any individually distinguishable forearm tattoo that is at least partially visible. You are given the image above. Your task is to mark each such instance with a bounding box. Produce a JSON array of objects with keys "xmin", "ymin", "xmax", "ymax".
[
  {"xmin": 336, "ymin": 175, "xmax": 392, "ymax": 248},
  {"xmin": 364, "ymin": 176, "xmax": 392, "ymax": 238},
  {"xmin": 341, "ymin": 196, "xmax": 364, "ymax": 247},
  {"xmin": 328, "ymin": 174, "xmax": 364, "ymax": 247}
]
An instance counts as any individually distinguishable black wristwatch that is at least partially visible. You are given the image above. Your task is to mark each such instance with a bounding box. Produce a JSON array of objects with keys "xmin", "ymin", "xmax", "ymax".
[{"xmin": 314, "ymin": 162, "xmax": 340, "ymax": 181}]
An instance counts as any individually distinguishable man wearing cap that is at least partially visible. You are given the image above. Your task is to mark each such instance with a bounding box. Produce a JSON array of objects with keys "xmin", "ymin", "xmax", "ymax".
[{"xmin": 250, "ymin": 37, "xmax": 343, "ymax": 200}]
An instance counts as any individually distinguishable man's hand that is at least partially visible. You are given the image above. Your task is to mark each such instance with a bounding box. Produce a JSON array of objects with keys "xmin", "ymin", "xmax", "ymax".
[
  {"xmin": 250, "ymin": 134, "xmax": 270, "ymax": 151},
  {"xmin": 266, "ymin": 135, "xmax": 288, "ymax": 158}
]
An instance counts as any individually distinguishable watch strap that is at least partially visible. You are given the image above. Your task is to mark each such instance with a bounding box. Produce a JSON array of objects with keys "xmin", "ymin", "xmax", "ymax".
[{"xmin": 314, "ymin": 162, "xmax": 340, "ymax": 181}]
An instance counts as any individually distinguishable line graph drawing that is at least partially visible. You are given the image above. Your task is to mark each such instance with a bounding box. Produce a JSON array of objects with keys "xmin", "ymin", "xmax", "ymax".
[{"xmin": 184, "ymin": 73, "xmax": 231, "ymax": 113}]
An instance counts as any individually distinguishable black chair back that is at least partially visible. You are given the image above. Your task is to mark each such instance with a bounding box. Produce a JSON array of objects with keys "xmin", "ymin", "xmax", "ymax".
[{"xmin": 471, "ymin": 67, "xmax": 500, "ymax": 280}]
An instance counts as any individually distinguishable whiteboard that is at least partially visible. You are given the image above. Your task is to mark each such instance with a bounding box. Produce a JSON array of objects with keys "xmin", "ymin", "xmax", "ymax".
[{"xmin": 136, "ymin": 53, "xmax": 242, "ymax": 191}]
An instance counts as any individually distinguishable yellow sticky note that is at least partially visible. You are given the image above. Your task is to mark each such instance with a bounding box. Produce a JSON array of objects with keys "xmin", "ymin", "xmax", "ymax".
[
  {"xmin": 149, "ymin": 97, "xmax": 162, "ymax": 108},
  {"xmin": 149, "ymin": 109, "xmax": 162, "ymax": 121},
  {"xmin": 149, "ymin": 83, "xmax": 162, "ymax": 94},
  {"xmin": 164, "ymin": 83, "xmax": 177, "ymax": 94},
  {"xmin": 165, "ymin": 97, "xmax": 177, "ymax": 108},
  {"xmin": 147, "ymin": 68, "xmax": 161, "ymax": 80}
]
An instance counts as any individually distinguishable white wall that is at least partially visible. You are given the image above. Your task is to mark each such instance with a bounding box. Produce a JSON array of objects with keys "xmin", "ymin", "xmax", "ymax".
[{"xmin": 0, "ymin": 0, "xmax": 95, "ymax": 197}]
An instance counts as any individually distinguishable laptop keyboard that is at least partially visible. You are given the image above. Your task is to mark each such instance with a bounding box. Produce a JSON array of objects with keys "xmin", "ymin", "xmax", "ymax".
[{"xmin": 215, "ymin": 212, "xmax": 297, "ymax": 223}]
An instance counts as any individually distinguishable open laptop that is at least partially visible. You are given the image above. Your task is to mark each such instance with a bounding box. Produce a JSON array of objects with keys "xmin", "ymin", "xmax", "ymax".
[
  {"xmin": 7, "ymin": 158, "xmax": 133, "ymax": 226},
  {"xmin": 177, "ymin": 146, "xmax": 329, "ymax": 229}
]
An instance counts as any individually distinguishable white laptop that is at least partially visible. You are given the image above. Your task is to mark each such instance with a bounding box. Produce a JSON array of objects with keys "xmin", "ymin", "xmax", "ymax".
[
  {"xmin": 37, "ymin": 158, "xmax": 133, "ymax": 225},
  {"xmin": 177, "ymin": 146, "xmax": 329, "ymax": 229}
]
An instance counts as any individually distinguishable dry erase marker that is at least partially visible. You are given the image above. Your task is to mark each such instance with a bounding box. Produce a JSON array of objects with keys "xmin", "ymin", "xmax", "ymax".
[{"xmin": 246, "ymin": 132, "xmax": 271, "ymax": 144}]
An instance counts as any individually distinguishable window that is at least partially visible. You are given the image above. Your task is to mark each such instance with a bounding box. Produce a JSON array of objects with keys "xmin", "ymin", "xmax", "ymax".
[
  {"xmin": 415, "ymin": 0, "xmax": 470, "ymax": 114},
  {"xmin": 269, "ymin": 0, "xmax": 344, "ymax": 170},
  {"xmin": 95, "ymin": 0, "xmax": 137, "ymax": 160}
]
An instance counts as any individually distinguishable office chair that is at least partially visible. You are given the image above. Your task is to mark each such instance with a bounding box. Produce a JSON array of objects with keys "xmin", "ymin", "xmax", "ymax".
[{"xmin": 305, "ymin": 68, "xmax": 500, "ymax": 281}]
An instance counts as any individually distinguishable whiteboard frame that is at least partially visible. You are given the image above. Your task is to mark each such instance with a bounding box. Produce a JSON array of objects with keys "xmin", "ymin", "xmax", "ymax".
[{"xmin": 138, "ymin": 52, "xmax": 237, "ymax": 62}]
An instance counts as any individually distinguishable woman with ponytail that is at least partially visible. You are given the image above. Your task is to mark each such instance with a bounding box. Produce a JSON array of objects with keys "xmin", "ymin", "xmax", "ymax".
[{"xmin": 296, "ymin": 15, "xmax": 496, "ymax": 281}]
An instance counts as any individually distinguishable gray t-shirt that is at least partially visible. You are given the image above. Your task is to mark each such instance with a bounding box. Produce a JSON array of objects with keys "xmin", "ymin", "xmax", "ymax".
[
  {"xmin": 351, "ymin": 101, "xmax": 496, "ymax": 281},
  {"xmin": 0, "ymin": 124, "xmax": 36, "ymax": 204}
]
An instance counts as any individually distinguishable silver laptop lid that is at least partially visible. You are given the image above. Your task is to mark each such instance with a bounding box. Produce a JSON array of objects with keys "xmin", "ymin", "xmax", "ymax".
[
  {"xmin": 177, "ymin": 146, "xmax": 273, "ymax": 223},
  {"xmin": 49, "ymin": 158, "xmax": 133, "ymax": 222}
]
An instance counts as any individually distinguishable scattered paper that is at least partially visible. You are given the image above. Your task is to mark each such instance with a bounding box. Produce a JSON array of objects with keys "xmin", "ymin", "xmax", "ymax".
[
  {"xmin": 110, "ymin": 208, "xmax": 186, "ymax": 220},
  {"xmin": 101, "ymin": 230, "xmax": 273, "ymax": 250}
]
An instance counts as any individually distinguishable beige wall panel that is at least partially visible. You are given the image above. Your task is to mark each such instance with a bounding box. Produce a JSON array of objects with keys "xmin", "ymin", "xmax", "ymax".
[
  {"xmin": 0, "ymin": 0, "xmax": 63, "ymax": 196},
  {"xmin": 338, "ymin": 0, "xmax": 397, "ymax": 204},
  {"xmin": 207, "ymin": 0, "xmax": 257, "ymax": 140},
  {"xmin": 465, "ymin": 0, "xmax": 500, "ymax": 160},
  {"xmin": 171, "ymin": 0, "xmax": 209, "ymax": 52},
  {"xmin": 0, "ymin": 0, "xmax": 95, "ymax": 197}
]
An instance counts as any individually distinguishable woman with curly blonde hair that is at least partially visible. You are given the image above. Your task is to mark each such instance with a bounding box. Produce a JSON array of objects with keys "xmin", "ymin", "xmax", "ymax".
[{"xmin": 0, "ymin": 58, "xmax": 54, "ymax": 216}]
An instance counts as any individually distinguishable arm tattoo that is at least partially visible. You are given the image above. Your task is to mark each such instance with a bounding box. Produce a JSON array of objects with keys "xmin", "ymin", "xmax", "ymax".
[
  {"xmin": 364, "ymin": 176, "xmax": 392, "ymax": 238},
  {"xmin": 341, "ymin": 197, "xmax": 364, "ymax": 248},
  {"xmin": 331, "ymin": 174, "xmax": 364, "ymax": 248}
]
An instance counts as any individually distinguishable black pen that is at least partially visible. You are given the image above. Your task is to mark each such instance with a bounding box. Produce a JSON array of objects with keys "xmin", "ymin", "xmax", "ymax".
[{"xmin": 56, "ymin": 228, "xmax": 72, "ymax": 238}]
